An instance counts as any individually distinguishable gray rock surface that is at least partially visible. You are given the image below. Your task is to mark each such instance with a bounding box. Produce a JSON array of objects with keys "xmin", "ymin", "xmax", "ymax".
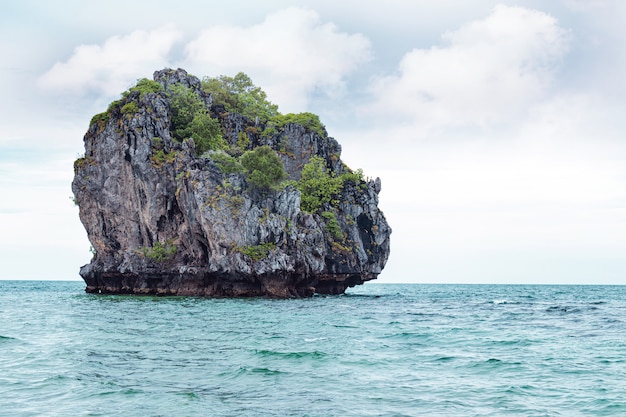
[{"xmin": 72, "ymin": 68, "xmax": 391, "ymax": 297}]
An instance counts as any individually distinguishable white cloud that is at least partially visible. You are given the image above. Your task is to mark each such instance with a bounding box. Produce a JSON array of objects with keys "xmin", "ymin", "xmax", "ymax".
[
  {"xmin": 36, "ymin": 8, "xmax": 371, "ymax": 111},
  {"xmin": 38, "ymin": 25, "xmax": 182, "ymax": 97},
  {"xmin": 339, "ymin": 86, "xmax": 626, "ymax": 284},
  {"xmin": 183, "ymin": 7, "xmax": 371, "ymax": 112},
  {"xmin": 366, "ymin": 5, "xmax": 570, "ymax": 130}
]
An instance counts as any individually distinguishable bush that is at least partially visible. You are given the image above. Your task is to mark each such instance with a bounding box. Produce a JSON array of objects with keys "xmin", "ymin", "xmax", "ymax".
[
  {"xmin": 202, "ymin": 72, "xmax": 279, "ymax": 122},
  {"xmin": 186, "ymin": 112, "xmax": 227, "ymax": 154},
  {"xmin": 321, "ymin": 211, "xmax": 342, "ymax": 240},
  {"xmin": 150, "ymin": 150, "xmax": 177, "ymax": 168},
  {"xmin": 263, "ymin": 112, "xmax": 326, "ymax": 138},
  {"xmin": 140, "ymin": 240, "xmax": 177, "ymax": 262},
  {"xmin": 90, "ymin": 78, "xmax": 162, "ymax": 130},
  {"xmin": 168, "ymin": 84, "xmax": 227, "ymax": 154},
  {"xmin": 298, "ymin": 156, "xmax": 343, "ymax": 213},
  {"xmin": 240, "ymin": 146, "xmax": 286, "ymax": 190},
  {"xmin": 121, "ymin": 101, "xmax": 139, "ymax": 115},
  {"xmin": 297, "ymin": 156, "xmax": 367, "ymax": 212},
  {"xmin": 90, "ymin": 112, "xmax": 109, "ymax": 131},
  {"xmin": 235, "ymin": 242, "xmax": 276, "ymax": 261},
  {"xmin": 211, "ymin": 151, "xmax": 244, "ymax": 174},
  {"xmin": 341, "ymin": 167, "xmax": 364, "ymax": 185},
  {"xmin": 169, "ymin": 84, "xmax": 206, "ymax": 139},
  {"xmin": 125, "ymin": 78, "xmax": 163, "ymax": 98}
]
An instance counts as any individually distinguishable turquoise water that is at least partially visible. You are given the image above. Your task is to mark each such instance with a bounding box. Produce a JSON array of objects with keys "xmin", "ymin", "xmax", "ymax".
[{"xmin": 1, "ymin": 281, "xmax": 625, "ymax": 416}]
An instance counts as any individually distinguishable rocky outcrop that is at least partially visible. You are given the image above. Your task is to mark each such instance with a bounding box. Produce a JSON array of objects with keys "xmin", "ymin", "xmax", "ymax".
[{"xmin": 72, "ymin": 68, "xmax": 391, "ymax": 297}]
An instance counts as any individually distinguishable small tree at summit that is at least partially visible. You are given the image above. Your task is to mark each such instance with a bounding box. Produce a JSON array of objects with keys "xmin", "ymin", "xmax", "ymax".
[
  {"xmin": 202, "ymin": 72, "xmax": 279, "ymax": 122},
  {"xmin": 168, "ymin": 84, "xmax": 226, "ymax": 154}
]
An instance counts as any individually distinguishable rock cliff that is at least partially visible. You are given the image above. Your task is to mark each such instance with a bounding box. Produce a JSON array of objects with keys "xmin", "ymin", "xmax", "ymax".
[{"xmin": 72, "ymin": 68, "xmax": 391, "ymax": 297}]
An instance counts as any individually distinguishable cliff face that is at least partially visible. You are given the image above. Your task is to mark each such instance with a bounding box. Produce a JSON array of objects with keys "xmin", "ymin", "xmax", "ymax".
[{"xmin": 72, "ymin": 68, "xmax": 391, "ymax": 297}]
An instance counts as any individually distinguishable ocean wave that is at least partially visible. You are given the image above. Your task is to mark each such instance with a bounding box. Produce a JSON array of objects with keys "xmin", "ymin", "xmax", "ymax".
[
  {"xmin": 545, "ymin": 305, "xmax": 580, "ymax": 314},
  {"xmin": 236, "ymin": 366, "xmax": 287, "ymax": 376},
  {"xmin": 253, "ymin": 349, "xmax": 328, "ymax": 360},
  {"xmin": 490, "ymin": 299, "xmax": 521, "ymax": 305}
]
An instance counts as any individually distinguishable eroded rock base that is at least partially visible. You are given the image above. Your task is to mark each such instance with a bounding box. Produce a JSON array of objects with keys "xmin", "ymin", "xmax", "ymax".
[{"xmin": 83, "ymin": 272, "xmax": 376, "ymax": 298}]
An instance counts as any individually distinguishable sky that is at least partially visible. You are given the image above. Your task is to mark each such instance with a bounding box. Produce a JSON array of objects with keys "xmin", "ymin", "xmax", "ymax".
[{"xmin": 1, "ymin": 0, "xmax": 625, "ymax": 284}]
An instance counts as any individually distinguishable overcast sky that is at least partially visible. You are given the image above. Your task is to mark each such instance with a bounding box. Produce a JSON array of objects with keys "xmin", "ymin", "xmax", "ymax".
[{"xmin": 1, "ymin": 0, "xmax": 625, "ymax": 284}]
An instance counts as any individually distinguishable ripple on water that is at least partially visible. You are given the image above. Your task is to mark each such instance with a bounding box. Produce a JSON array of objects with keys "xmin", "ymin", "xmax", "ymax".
[
  {"xmin": 253, "ymin": 349, "xmax": 328, "ymax": 360},
  {"xmin": 2, "ymin": 282, "xmax": 626, "ymax": 417}
]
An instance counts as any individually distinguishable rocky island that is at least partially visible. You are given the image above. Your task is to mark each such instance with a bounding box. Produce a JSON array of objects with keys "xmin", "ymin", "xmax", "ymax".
[{"xmin": 72, "ymin": 68, "xmax": 391, "ymax": 297}]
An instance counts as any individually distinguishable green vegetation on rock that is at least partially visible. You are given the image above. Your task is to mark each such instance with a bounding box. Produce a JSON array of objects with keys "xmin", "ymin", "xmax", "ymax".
[
  {"xmin": 202, "ymin": 72, "xmax": 279, "ymax": 122},
  {"xmin": 321, "ymin": 211, "xmax": 342, "ymax": 240},
  {"xmin": 210, "ymin": 150, "xmax": 244, "ymax": 174},
  {"xmin": 169, "ymin": 84, "xmax": 227, "ymax": 155},
  {"xmin": 297, "ymin": 156, "xmax": 365, "ymax": 213},
  {"xmin": 139, "ymin": 240, "xmax": 177, "ymax": 262},
  {"xmin": 91, "ymin": 78, "xmax": 163, "ymax": 130},
  {"xmin": 90, "ymin": 112, "xmax": 110, "ymax": 132},
  {"xmin": 124, "ymin": 78, "xmax": 163, "ymax": 98},
  {"xmin": 298, "ymin": 156, "xmax": 343, "ymax": 213},
  {"xmin": 201, "ymin": 73, "xmax": 324, "ymax": 139},
  {"xmin": 340, "ymin": 166, "xmax": 365, "ymax": 185},
  {"xmin": 150, "ymin": 149, "xmax": 177, "ymax": 168},
  {"xmin": 263, "ymin": 112, "xmax": 326, "ymax": 138},
  {"xmin": 235, "ymin": 242, "xmax": 276, "ymax": 261},
  {"xmin": 73, "ymin": 155, "xmax": 96, "ymax": 173},
  {"xmin": 240, "ymin": 146, "xmax": 286, "ymax": 190},
  {"xmin": 120, "ymin": 101, "xmax": 139, "ymax": 115}
]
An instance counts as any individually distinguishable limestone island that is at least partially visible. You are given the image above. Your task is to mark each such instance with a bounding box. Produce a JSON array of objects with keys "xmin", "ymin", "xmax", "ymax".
[{"xmin": 72, "ymin": 68, "xmax": 391, "ymax": 297}]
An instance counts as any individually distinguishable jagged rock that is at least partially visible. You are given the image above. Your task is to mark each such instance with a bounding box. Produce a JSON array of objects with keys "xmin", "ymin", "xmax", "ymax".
[{"xmin": 72, "ymin": 68, "xmax": 391, "ymax": 297}]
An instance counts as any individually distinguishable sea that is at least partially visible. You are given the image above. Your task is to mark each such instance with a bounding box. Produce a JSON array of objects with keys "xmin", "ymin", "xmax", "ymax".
[{"xmin": 1, "ymin": 281, "xmax": 625, "ymax": 417}]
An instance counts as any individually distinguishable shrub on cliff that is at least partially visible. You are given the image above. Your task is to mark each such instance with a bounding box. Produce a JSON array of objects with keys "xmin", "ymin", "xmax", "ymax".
[
  {"xmin": 263, "ymin": 112, "xmax": 326, "ymax": 138},
  {"xmin": 240, "ymin": 146, "xmax": 286, "ymax": 190},
  {"xmin": 89, "ymin": 78, "xmax": 163, "ymax": 131},
  {"xmin": 139, "ymin": 240, "xmax": 177, "ymax": 262},
  {"xmin": 186, "ymin": 113, "xmax": 227, "ymax": 154},
  {"xmin": 321, "ymin": 211, "xmax": 342, "ymax": 240},
  {"xmin": 210, "ymin": 150, "xmax": 244, "ymax": 174},
  {"xmin": 298, "ymin": 156, "xmax": 343, "ymax": 213},
  {"xmin": 125, "ymin": 78, "xmax": 163, "ymax": 98},
  {"xmin": 169, "ymin": 84, "xmax": 227, "ymax": 154},
  {"xmin": 201, "ymin": 73, "xmax": 326, "ymax": 141},
  {"xmin": 202, "ymin": 72, "xmax": 279, "ymax": 122}
]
